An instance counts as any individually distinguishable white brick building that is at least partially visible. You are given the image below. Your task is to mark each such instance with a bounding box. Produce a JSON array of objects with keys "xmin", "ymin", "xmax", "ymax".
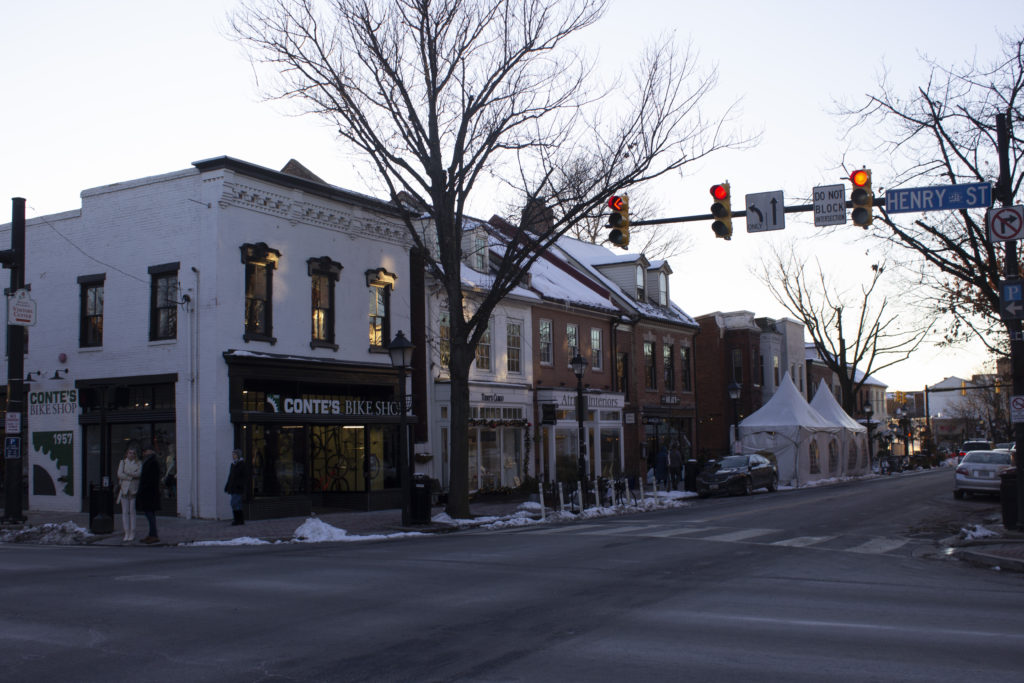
[{"xmin": 2, "ymin": 157, "xmax": 415, "ymax": 519}]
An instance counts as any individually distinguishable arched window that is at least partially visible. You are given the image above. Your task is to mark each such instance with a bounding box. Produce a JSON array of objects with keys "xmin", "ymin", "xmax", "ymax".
[
  {"xmin": 809, "ymin": 441, "xmax": 820, "ymax": 474},
  {"xmin": 828, "ymin": 439, "xmax": 839, "ymax": 473},
  {"xmin": 848, "ymin": 442, "xmax": 858, "ymax": 470},
  {"xmin": 635, "ymin": 265, "xmax": 646, "ymax": 301}
]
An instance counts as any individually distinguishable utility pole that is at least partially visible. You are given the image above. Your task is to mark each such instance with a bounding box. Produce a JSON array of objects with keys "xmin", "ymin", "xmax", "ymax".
[
  {"xmin": 1, "ymin": 198, "xmax": 27, "ymax": 523},
  {"xmin": 995, "ymin": 113, "xmax": 1024, "ymax": 530}
]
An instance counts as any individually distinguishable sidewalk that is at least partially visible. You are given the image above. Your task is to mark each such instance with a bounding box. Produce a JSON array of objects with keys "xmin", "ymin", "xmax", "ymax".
[
  {"xmin": 1, "ymin": 498, "xmax": 537, "ymax": 547},
  {"xmin": 950, "ymin": 517, "xmax": 1024, "ymax": 572}
]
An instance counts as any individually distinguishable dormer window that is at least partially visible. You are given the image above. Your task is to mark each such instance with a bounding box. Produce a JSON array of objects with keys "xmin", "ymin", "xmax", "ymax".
[
  {"xmin": 636, "ymin": 265, "xmax": 646, "ymax": 301},
  {"xmin": 659, "ymin": 272, "xmax": 668, "ymax": 306},
  {"xmin": 473, "ymin": 234, "xmax": 487, "ymax": 271}
]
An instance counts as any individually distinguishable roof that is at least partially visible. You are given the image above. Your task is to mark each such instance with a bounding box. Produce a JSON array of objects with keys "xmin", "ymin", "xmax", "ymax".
[
  {"xmin": 809, "ymin": 380, "xmax": 867, "ymax": 432},
  {"xmin": 740, "ymin": 373, "xmax": 840, "ymax": 432}
]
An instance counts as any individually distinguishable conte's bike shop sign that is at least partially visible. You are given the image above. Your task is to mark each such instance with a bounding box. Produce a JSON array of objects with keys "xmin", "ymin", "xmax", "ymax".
[
  {"xmin": 27, "ymin": 380, "xmax": 79, "ymax": 511},
  {"xmin": 265, "ymin": 393, "xmax": 402, "ymax": 417}
]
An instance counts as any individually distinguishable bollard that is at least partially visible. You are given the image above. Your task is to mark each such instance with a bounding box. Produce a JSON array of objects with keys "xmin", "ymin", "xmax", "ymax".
[
  {"xmin": 558, "ymin": 481, "xmax": 565, "ymax": 513},
  {"xmin": 538, "ymin": 483, "xmax": 546, "ymax": 521},
  {"xmin": 577, "ymin": 481, "xmax": 583, "ymax": 513}
]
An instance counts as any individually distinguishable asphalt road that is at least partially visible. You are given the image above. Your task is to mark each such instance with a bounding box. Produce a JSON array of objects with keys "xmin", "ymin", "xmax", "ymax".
[{"xmin": 1, "ymin": 469, "xmax": 1021, "ymax": 682}]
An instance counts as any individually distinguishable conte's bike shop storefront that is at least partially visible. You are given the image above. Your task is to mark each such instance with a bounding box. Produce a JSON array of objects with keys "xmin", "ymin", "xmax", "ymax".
[
  {"xmin": 534, "ymin": 389, "xmax": 624, "ymax": 484},
  {"xmin": 226, "ymin": 354, "xmax": 408, "ymax": 519}
]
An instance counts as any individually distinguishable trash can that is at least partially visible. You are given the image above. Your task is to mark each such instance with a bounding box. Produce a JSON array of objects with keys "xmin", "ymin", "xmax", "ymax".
[
  {"xmin": 1000, "ymin": 468, "xmax": 1018, "ymax": 531},
  {"xmin": 410, "ymin": 474, "xmax": 432, "ymax": 524},
  {"xmin": 89, "ymin": 483, "xmax": 115, "ymax": 534},
  {"xmin": 684, "ymin": 460, "xmax": 700, "ymax": 492}
]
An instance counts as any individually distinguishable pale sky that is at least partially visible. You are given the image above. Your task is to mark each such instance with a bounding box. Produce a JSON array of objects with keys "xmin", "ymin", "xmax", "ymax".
[{"xmin": 2, "ymin": 0, "xmax": 1018, "ymax": 391}]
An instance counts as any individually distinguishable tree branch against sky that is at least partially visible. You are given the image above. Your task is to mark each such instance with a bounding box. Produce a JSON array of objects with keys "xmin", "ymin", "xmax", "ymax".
[
  {"xmin": 836, "ymin": 31, "xmax": 1024, "ymax": 358},
  {"xmin": 231, "ymin": 0, "xmax": 754, "ymax": 517},
  {"xmin": 753, "ymin": 243, "xmax": 931, "ymax": 415}
]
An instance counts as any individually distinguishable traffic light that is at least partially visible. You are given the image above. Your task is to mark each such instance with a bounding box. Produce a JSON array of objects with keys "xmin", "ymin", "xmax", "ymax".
[
  {"xmin": 850, "ymin": 169, "xmax": 873, "ymax": 227},
  {"xmin": 710, "ymin": 183, "xmax": 732, "ymax": 239},
  {"xmin": 608, "ymin": 194, "xmax": 630, "ymax": 248}
]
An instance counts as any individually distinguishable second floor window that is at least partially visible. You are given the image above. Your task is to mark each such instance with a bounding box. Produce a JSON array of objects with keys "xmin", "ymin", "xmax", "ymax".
[
  {"xmin": 644, "ymin": 341, "xmax": 656, "ymax": 390},
  {"xmin": 507, "ymin": 321, "xmax": 522, "ymax": 374},
  {"xmin": 680, "ymin": 346, "xmax": 692, "ymax": 391},
  {"xmin": 658, "ymin": 272, "xmax": 668, "ymax": 306},
  {"xmin": 636, "ymin": 265, "xmax": 646, "ymax": 301},
  {"xmin": 241, "ymin": 243, "xmax": 280, "ymax": 343},
  {"xmin": 476, "ymin": 319, "xmax": 491, "ymax": 371},
  {"xmin": 663, "ymin": 344, "xmax": 675, "ymax": 391},
  {"xmin": 566, "ymin": 323, "xmax": 579, "ymax": 362},
  {"xmin": 731, "ymin": 348, "xmax": 743, "ymax": 384},
  {"xmin": 148, "ymin": 263, "xmax": 178, "ymax": 341},
  {"xmin": 539, "ymin": 319, "xmax": 552, "ymax": 364},
  {"xmin": 439, "ymin": 310, "xmax": 450, "ymax": 369},
  {"xmin": 366, "ymin": 268, "xmax": 397, "ymax": 350},
  {"xmin": 309, "ymin": 256, "xmax": 342, "ymax": 349},
  {"xmin": 616, "ymin": 352, "xmax": 629, "ymax": 401},
  {"xmin": 79, "ymin": 274, "xmax": 105, "ymax": 348},
  {"xmin": 590, "ymin": 328, "xmax": 602, "ymax": 370}
]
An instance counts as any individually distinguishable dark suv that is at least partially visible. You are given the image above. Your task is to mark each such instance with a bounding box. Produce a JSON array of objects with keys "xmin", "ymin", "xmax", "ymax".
[{"xmin": 696, "ymin": 454, "xmax": 778, "ymax": 497}]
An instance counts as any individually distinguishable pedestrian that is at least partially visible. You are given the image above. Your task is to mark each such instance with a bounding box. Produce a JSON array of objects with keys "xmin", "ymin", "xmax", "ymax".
[
  {"xmin": 136, "ymin": 447, "xmax": 162, "ymax": 544},
  {"xmin": 224, "ymin": 448, "xmax": 247, "ymax": 526},
  {"xmin": 668, "ymin": 441, "xmax": 683, "ymax": 491},
  {"xmin": 654, "ymin": 443, "xmax": 669, "ymax": 490},
  {"xmin": 116, "ymin": 446, "xmax": 142, "ymax": 542}
]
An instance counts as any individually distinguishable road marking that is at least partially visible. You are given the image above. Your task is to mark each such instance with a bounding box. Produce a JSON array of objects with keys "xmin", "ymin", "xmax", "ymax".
[
  {"xmin": 770, "ymin": 536, "xmax": 837, "ymax": 547},
  {"xmin": 846, "ymin": 538, "xmax": 910, "ymax": 554},
  {"xmin": 639, "ymin": 526, "xmax": 718, "ymax": 538},
  {"xmin": 579, "ymin": 524, "xmax": 661, "ymax": 536},
  {"xmin": 701, "ymin": 528, "xmax": 778, "ymax": 542}
]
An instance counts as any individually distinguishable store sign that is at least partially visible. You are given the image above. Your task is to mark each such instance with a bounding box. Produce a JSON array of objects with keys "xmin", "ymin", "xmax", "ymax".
[
  {"xmin": 27, "ymin": 379, "xmax": 78, "ymax": 509},
  {"xmin": 266, "ymin": 393, "xmax": 402, "ymax": 417}
]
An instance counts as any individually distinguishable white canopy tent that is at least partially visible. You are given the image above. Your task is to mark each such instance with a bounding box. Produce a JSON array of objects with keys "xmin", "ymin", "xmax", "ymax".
[
  {"xmin": 737, "ymin": 373, "xmax": 842, "ymax": 486},
  {"xmin": 809, "ymin": 379, "xmax": 870, "ymax": 477}
]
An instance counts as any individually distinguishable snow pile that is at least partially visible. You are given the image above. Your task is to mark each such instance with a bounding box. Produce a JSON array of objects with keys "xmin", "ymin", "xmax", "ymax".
[
  {"xmin": 960, "ymin": 524, "xmax": 1001, "ymax": 542},
  {"xmin": 0, "ymin": 521, "xmax": 92, "ymax": 545}
]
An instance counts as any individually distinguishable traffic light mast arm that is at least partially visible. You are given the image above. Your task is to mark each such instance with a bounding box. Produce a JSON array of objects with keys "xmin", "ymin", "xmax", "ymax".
[{"xmin": 629, "ymin": 196, "xmax": 885, "ymax": 227}]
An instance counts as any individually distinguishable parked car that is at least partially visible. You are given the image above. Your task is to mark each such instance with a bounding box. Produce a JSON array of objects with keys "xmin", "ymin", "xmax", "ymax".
[
  {"xmin": 696, "ymin": 454, "xmax": 778, "ymax": 498},
  {"xmin": 957, "ymin": 440, "xmax": 993, "ymax": 463},
  {"xmin": 953, "ymin": 450, "xmax": 1014, "ymax": 499},
  {"xmin": 995, "ymin": 442, "xmax": 1015, "ymax": 451}
]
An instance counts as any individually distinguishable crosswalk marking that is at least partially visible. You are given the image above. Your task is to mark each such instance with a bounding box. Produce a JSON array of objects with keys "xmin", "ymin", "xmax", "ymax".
[
  {"xmin": 701, "ymin": 528, "xmax": 778, "ymax": 542},
  {"xmin": 770, "ymin": 536, "xmax": 837, "ymax": 547},
  {"xmin": 639, "ymin": 526, "xmax": 717, "ymax": 538},
  {"xmin": 846, "ymin": 538, "xmax": 910, "ymax": 554},
  {"xmin": 579, "ymin": 524, "xmax": 660, "ymax": 536}
]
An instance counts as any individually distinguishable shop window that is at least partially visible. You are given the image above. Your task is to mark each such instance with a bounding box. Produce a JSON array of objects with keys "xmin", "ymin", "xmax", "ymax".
[
  {"xmin": 644, "ymin": 342, "xmax": 656, "ymax": 390},
  {"xmin": 148, "ymin": 262, "xmax": 179, "ymax": 341},
  {"xmin": 241, "ymin": 243, "xmax": 280, "ymax": 344},
  {"xmin": 566, "ymin": 323, "xmax": 579, "ymax": 363},
  {"xmin": 308, "ymin": 256, "xmax": 342, "ymax": 350},
  {"xmin": 507, "ymin": 320, "xmax": 522, "ymax": 374},
  {"xmin": 78, "ymin": 274, "xmax": 105, "ymax": 348},
  {"xmin": 366, "ymin": 268, "xmax": 397, "ymax": 350},
  {"xmin": 476, "ymin": 319, "xmax": 491, "ymax": 371},
  {"xmin": 663, "ymin": 344, "xmax": 675, "ymax": 391},
  {"xmin": 590, "ymin": 328, "xmax": 602, "ymax": 370},
  {"xmin": 538, "ymin": 319, "xmax": 552, "ymax": 365}
]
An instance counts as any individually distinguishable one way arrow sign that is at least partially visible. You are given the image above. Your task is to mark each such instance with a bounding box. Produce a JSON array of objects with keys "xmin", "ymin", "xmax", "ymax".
[{"xmin": 745, "ymin": 191, "xmax": 785, "ymax": 233}]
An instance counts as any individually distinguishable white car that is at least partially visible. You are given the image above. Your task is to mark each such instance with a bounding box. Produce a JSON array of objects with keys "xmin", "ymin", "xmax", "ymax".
[{"xmin": 953, "ymin": 450, "xmax": 1014, "ymax": 499}]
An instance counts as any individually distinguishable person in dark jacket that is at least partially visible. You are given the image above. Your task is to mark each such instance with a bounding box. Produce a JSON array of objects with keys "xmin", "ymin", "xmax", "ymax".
[
  {"xmin": 225, "ymin": 449, "xmax": 248, "ymax": 526},
  {"xmin": 136, "ymin": 447, "xmax": 162, "ymax": 544}
]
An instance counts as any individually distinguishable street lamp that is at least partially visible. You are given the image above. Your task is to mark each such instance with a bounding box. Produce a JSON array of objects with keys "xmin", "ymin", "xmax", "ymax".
[
  {"xmin": 388, "ymin": 330, "xmax": 415, "ymax": 526},
  {"xmin": 863, "ymin": 401, "xmax": 876, "ymax": 471},
  {"xmin": 570, "ymin": 353, "xmax": 588, "ymax": 509},
  {"xmin": 727, "ymin": 381, "xmax": 742, "ymax": 454}
]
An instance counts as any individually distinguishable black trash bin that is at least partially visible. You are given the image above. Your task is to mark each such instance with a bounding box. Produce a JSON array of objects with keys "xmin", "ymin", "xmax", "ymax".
[
  {"xmin": 89, "ymin": 483, "xmax": 115, "ymax": 534},
  {"xmin": 1000, "ymin": 467, "xmax": 1018, "ymax": 531},
  {"xmin": 684, "ymin": 460, "xmax": 700, "ymax": 492},
  {"xmin": 410, "ymin": 474, "xmax": 432, "ymax": 524}
]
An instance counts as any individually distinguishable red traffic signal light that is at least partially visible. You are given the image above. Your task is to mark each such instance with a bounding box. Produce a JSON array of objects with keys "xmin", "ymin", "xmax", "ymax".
[
  {"xmin": 710, "ymin": 184, "xmax": 729, "ymax": 201},
  {"xmin": 607, "ymin": 194, "xmax": 630, "ymax": 249},
  {"xmin": 850, "ymin": 169, "xmax": 870, "ymax": 187},
  {"xmin": 709, "ymin": 183, "xmax": 732, "ymax": 239},
  {"xmin": 849, "ymin": 169, "xmax": 873, "ymax": 227},
  {"xmin": 608, "ymin": 195, "xmax": 625, "ymax": 211}
]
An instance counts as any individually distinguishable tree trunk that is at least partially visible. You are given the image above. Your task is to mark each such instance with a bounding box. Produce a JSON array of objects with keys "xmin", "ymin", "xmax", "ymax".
[{"xmin": 445, "ymin": 341, "xmax": 474, "ymax": 519}]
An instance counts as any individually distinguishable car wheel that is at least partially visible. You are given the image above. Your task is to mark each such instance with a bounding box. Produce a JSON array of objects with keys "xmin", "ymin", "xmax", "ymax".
[
  {"xmin": 953, "ymin": 489, "xmax": 965, "ymax": 500},
  {"xmin": 698, "ymin": 491, "xmax": 710, "ymax": 499},
  {"xmin": 767, "ymin": 474, "xmax": 778, "ymax": 492},
  {"xmin": 743, "ymin": 477, "xmax": 753, "ymax": 496}
]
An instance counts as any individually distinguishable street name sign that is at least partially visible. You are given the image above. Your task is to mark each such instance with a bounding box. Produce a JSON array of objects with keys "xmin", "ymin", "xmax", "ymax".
[
  {"xmin": 813, "ymin": 184, "xmax": 846, "ymax": 227},
  {"xmin": 1000, "ymin": 278, "xmax": 1024, "ymax": 320},
  {"xmin": 885, "ymin": 182, "xmax": 992, "ymax": 214},
  {"xmin": 746, "ymin": 191, "xmax": 785, "ymax": 232},
  {"xmin": 988, "ymin": 205, "xmax": 1024, "ymax": 242}
]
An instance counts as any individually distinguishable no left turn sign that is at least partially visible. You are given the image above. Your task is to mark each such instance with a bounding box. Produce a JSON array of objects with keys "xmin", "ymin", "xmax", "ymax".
[
  {"xmin": 988, "ymin": 205, "xmax": 1024, "ymax": 242},
  {"xmin": 1012, "ymin": 395, "xmax": 1024, "ymax": 423}
]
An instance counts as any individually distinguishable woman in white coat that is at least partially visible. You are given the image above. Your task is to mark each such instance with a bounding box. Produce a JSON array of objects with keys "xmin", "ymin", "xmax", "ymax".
[{"xmin": 116, "ymin": 447, "xmax": 142, "ymax": 543}]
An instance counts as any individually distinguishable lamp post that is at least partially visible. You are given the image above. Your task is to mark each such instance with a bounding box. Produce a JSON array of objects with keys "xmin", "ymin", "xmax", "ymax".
[
  {"xmin": 727, "ymin": 381, "xmax": 741, "ymax": 454},
  {"xmin": 388, "ymin": 330, "xmax": 415, "ymax": 526},
  {"xmin": 863, "ymin": 401, "xmax": 876, "ymax": 471},
  {"xmin": 570, "ymin": 353, "xmax": 588, "ymax": 509}
]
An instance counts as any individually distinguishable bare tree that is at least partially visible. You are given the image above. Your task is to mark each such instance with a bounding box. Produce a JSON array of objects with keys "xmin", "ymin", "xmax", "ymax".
[
  {"xmin": 753, "ymin": 243, "xmax": 931, "ymax": 415},
  {"xmin": 836, "ymin": 32, "xmax": 1024, "ymax": 357},
  {"xmin": 231, "ymin": 0, "xmax": 751, "ymax": 518}
]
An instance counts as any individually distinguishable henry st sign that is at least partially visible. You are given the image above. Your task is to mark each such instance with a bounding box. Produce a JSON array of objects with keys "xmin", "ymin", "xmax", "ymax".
[{"xmin": 885, "ymin": 182, "xmax": 992, "ymax": 214}]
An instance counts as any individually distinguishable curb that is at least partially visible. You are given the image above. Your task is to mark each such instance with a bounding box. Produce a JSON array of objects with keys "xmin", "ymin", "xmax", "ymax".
[{"xmin": 954, "ymin": 546, "xmax": 1024, "ymax": 573}]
